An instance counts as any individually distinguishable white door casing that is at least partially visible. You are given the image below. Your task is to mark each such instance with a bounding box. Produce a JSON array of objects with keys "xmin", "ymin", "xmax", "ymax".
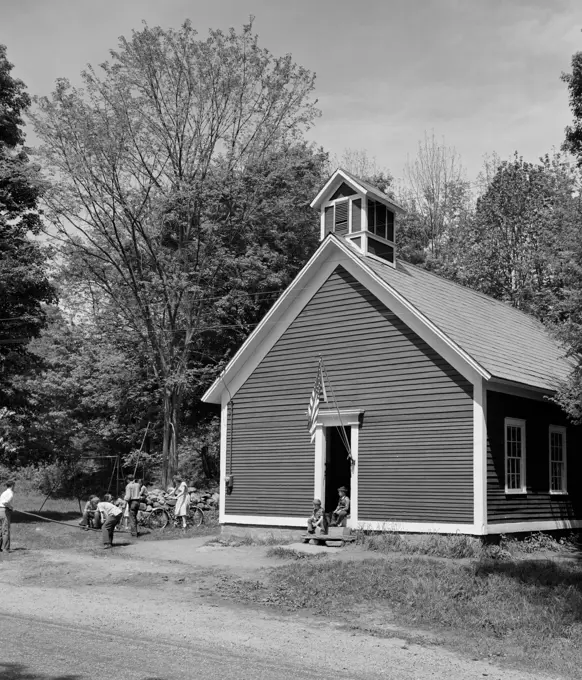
[{"xmin": 314, "ymin": 408, "xmax": 362, "ymax": 529}]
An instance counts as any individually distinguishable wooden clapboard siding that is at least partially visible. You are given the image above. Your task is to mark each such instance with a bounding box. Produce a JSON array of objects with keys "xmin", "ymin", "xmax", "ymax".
[
  {"xmin": 486, "ymin": 391, "xmax": 582, "ymax": 523},
  {"xmin": 226, "ymin": 266, "xmax": 473, "ymax": 521}
]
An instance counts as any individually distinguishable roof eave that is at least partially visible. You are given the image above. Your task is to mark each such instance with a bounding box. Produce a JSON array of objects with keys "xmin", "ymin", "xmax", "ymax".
[
  {"xmin": 201, "ymin": 236, "xmax": 338, "ymax": 404},
  {"xmin": 310, "ymin": 169, "xmax": 405, "ymax": 214}
]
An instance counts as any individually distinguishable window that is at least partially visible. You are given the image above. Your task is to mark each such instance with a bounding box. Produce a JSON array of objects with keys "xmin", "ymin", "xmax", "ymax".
[
  {"xmin": 549, "ymin": 426, "xmax": 567, "ymax": 493},
  {"xmin": 367, "ymin": 199, "xmax": 394, "ymax": 242},
  {"xmin": 505, "ymin": 418, "xmax": 526, "ymax": 493},
  {"xmin": 367, "ymin": 237, "xmax": 394, "ymax": 262}
]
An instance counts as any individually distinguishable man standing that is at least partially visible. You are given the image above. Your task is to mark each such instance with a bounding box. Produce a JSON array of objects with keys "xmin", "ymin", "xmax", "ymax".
[
  {"xmin": 124, "ymin": 475, "xmax": 145, "ymax": 537},
  {"xmin": 96, "ymin": 494, "xmax": 123, "ymax": 549},
  {"xmin": 0, "ymin": 480, "xmax": 15, "ymax": 553}
]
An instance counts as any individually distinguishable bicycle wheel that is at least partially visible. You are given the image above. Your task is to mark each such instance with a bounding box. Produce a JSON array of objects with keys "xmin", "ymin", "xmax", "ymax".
[
  {"xmin": 189, "ymin": 506, "xmax": 204, "ymax": 527},
  {"xmin": 148, "ymin": 508, "xmax": 169, "ymax": 530}
]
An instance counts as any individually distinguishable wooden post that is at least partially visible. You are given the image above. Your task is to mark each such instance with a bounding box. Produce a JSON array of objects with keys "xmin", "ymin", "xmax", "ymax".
[{"xmin": 38, "ymin": 492, "xmax": 52, "ymax": 512}]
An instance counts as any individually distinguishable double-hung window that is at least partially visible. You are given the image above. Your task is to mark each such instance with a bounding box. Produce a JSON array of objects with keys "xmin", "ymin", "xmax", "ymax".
[
  {"xmin": 505, "ymin": 418, "xmax": 526, "ymax": 493},
  {"xmin": 549, "ymin": 426, "xmax": 567, "ymax": 494}
]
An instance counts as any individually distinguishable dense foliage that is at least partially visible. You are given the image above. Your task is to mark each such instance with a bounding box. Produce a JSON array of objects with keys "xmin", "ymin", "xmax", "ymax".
[
  {"xmin": 3, "ymin": 28, "xmax": 582, "ymax": 481},
  {"xmin": 0, "ymin": 44, "xmax": 56, "ymax": 464}
]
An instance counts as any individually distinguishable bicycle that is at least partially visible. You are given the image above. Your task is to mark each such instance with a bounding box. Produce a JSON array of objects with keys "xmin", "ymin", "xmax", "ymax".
[
  {"xmin": 119, "ymin": 501, "xmax": 218, "ymax": 531},
  {"xmin": 146, "ymin": 502, "xmax": 209, "ymax": 530}
]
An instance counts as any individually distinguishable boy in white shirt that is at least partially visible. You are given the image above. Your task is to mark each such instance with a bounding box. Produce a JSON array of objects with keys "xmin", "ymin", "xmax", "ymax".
[
  {"xmin": 0, "ymin": 480, "xmax": 15, "ymax": 553},
  {"xmin": 96, "ymin": 494, "xmax": 123, "ymax": 548}
]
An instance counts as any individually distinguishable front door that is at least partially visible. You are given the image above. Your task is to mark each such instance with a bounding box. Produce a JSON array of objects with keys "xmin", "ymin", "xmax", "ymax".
[{"xmin": 324, "ymin": 426, "xmax": 351, "ymax": 515}]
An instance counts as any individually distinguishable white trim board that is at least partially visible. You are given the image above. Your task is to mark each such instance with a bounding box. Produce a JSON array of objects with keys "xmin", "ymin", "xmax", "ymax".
[
  {"xmin": 202, "ymin": 241, "xmax": 343, "ymax": 403},
  {"xmin": 222, "ymin": 515, "xmax": 482, "ymax": 535},
  {"xmin": 310, "ymin": 168, "xmax": 404, "ymax": 213},
  {"xmin": 202, "ymin": 235, "xmax": 489, "ymax": 404},
  {"xmin": 222, "ymin": 515, "xmax": 306, "ymax": 528},
  {"xmin": 473, "ymin": 379, "xmax": 487, "ymax": 533},
  {"xmin": 487, "ymin": 519, "xmax": 582, "ymax": 534},
  {"xmin": 219, "ymin": 394, "xmax": 229, "ymax": 523},
  {"xmin": 221, "ymin": 515, "xmax": 582, "ymax": 535}
]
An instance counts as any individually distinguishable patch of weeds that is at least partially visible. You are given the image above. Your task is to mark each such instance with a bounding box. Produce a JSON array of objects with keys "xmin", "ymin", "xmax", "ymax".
[
  {"xmin": 233, "ymin": 556, "xmax": 582, "ymax": 677},
  {"xmin": 206, "ymin": 532, "xmax": 294, "ymax": 548},
  {"xmin": 355, "ymin": 530, "xmax": 484, "ymax": 559},
  {"xmin": 356, "ymin": 528, "xmax": 582, "ymax": 561},
  {"xmin": 500, "ymin": 531, "xmax": 581, "ymax": 556},
  {"xmin": 266, "ymin": 546, "xmax": 327, "ymax": 560}
]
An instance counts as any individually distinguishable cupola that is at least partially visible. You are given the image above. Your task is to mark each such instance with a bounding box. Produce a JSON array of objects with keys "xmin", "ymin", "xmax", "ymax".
[{"xmin": 310, "ymin": 168, "xmax": 404, "ymax": 266}]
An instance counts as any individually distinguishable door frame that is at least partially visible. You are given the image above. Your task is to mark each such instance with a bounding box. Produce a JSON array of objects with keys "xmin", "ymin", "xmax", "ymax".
[{"xmin": 314, "ymin": 408, "xmax": 362, "ymax": 529}]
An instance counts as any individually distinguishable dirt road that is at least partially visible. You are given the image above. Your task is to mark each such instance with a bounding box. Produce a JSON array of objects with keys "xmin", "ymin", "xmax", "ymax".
[{"xmin": 0, "ymin": 540, "xmax": 559, "ymax": 680}]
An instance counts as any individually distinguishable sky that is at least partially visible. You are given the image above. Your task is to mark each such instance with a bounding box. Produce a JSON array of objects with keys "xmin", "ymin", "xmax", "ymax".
[{"xmin": 2, "ymin": 0, "xmax": 582, "ymax": 180}]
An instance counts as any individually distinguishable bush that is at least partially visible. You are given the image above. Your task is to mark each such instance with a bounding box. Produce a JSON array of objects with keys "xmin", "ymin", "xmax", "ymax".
[{"xmin": 38, "ymin": 460, "xmax": 102, "ymax": 499}]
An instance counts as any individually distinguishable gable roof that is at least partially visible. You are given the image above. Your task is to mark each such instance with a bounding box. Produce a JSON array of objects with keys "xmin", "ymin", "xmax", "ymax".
[
  {"xmin": 202, "ymin": 235, "xmax": 573, "ymax": 403},
  {"xmin": 310, "ymin": 168, "xmax": 405, "ymax": 213},
  {"xmin": 350, "ymin": 244, "xmax": 573, "ymax": 392}
]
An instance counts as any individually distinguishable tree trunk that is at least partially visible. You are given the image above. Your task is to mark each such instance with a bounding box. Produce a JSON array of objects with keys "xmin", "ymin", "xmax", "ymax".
[{"xmin": 161, "ymin": 387, "xmax": 180, "ymax": 488}]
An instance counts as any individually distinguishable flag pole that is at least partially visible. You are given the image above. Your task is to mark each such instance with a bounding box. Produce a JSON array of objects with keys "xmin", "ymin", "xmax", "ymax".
[{"xmin": 320, "ymin": 358, "xmax": 352, "ymax": 461}]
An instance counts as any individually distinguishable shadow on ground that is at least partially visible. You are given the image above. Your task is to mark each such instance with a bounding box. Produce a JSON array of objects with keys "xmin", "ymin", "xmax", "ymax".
[
  {"xmin": 0, "ymin": 663, "xmax": 169, "ymax": 680},
  {"xmin": 13, "ymin": 510, "xmax": 81, "ymax": 524},
  {"xmin": 0, "ymin": 662, "xmax": 82, "ymax": 680},
  {"xmin": 476, "ymin": 557, "xmax": 582, "ymax": 591}
]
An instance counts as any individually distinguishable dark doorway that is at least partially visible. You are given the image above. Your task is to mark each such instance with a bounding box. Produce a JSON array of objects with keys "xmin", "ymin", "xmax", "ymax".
[{"xmin": 325, "ymin": 426, "xmax": 351, "ymax": 513}]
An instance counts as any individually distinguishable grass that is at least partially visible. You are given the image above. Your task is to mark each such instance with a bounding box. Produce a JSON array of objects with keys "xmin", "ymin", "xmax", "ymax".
[
  {"xmin": 355, "ymin": 530, "xmax": 485, "ymax": 559},
  {"xmin": 354, "ymin": 528, "xmax": 581, "ymax": 561},
  {"xmin": 266, "ymin": 546, "xmax": 327, "ymax": 560},
  {"xmin": 206, "ymin": 532, "xmax": 295, "ymax": 548},
  {"xmin": 216, "ymin": 554, "xmax": 582, "ymax": 678},
  {"xmin": 10, "ymin": 491, "xmax": 219, "ymax": 551}
]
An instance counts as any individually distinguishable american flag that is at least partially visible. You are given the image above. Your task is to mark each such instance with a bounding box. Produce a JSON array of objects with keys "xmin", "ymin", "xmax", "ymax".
[{"xmin": 307, "ymin": 360, "xmax": 325, "ymax": 442}]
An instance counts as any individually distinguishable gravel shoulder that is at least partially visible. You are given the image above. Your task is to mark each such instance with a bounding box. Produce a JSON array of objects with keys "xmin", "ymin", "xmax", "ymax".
[{"xmin": 0, "ymin": 539, "xmax": 561, "ymax": 680}]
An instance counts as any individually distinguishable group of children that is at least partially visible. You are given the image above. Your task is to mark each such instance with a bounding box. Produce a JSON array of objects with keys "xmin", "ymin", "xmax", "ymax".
[
  {"xmin": 307, "ymin": 485, "xmax": 350, "ymax": 535},
  {"xmin": 78, "ymin": 474, "xmax": 191, "ymax": 548},
  {"xmin": 78, "ymin": 494, "xmax": 124, "ymax": 548}
]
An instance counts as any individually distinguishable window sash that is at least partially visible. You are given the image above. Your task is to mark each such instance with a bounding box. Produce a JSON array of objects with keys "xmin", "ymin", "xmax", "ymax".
[
  {"xmin": 505, "ymin": 419, "xmax": 526, "ymax": 493},
  {"xmin": 549, "ymin": 427, "xmax": 567, "ymax": 493}
]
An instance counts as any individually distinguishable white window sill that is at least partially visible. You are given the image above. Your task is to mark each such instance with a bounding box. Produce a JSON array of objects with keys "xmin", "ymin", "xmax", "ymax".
[
  {"xmin": 549, "ymin": 490, "xmax": 568, "ymax": 496},
  {"xmin": 504, "ymin": 489, "xmax": 528, "ymax": 495}
]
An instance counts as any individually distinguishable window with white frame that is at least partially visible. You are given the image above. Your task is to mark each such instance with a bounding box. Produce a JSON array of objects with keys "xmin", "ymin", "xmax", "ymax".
[
  {"xmin": 505, "ymin": 418, "xmax": 526, "ymax": 493},
  {"xmin": 549, "ymin": 426, "xmax": 567, "ymax": 493}
]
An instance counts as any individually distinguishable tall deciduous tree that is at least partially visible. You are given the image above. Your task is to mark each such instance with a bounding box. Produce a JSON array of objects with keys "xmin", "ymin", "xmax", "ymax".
[
  {"xmin": 333, "ymin": 148, "xmax": 394, "ymax": 195},
  {"xmin": 562, "ymin": 50, "xmax": 582, "ymax": 165},
  {"xmin": 402, "ymin": 131, "xmax": 470, "ymax": 259},
  {"xmin": 32, "ymin": 21, "xmax": 321, "ymax": 485},
  {"xmin": 0, "ymin": 44, "xmax": 56, "ymax": 463},
  {"xmin": 445, "ymin": 153, "xmax": 580, "ymax": 319}
]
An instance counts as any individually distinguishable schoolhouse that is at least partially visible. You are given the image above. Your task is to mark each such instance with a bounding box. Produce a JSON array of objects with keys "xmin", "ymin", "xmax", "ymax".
[{"xmin": 202, "ymin": 169, "xmax": 582, "ymax": 535}]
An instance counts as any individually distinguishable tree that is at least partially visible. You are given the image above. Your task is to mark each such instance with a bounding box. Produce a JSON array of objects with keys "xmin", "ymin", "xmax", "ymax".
[
  {"xmin": 332, "ymin": 148, "xmax": 394, "ymax": 195},
  {"xmin": 402, "ymin": 131, "xmax": 470, "ymax": 259},
  {"xmin": 32, "ymin": 21, "xmax": 321, "ymax": 485},
  {"xmin": 562, "ymin": 50, "xmax": 582, "ymax": 166},
  {"xmin": 552, "ymin": 50, "xmax": 582, "ymax": 422},
  {"xmin": 0, "ymin": 44, "xmax": 56, "ymax": 463},
  {"xmin": 444, "ymin": 153, "xmax": 580, "ymax": 319}
]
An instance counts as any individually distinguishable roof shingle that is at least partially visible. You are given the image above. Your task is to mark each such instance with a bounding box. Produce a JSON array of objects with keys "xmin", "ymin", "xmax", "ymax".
[{"xmin": 351, "ymin": 247, "xmax": 573, "ymax": 392}]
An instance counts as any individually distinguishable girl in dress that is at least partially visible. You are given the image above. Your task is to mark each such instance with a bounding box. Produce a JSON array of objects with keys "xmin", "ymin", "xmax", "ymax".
[{"xmin": 173, "ymin": 476, "xmax": 189, "ymax": 529}]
